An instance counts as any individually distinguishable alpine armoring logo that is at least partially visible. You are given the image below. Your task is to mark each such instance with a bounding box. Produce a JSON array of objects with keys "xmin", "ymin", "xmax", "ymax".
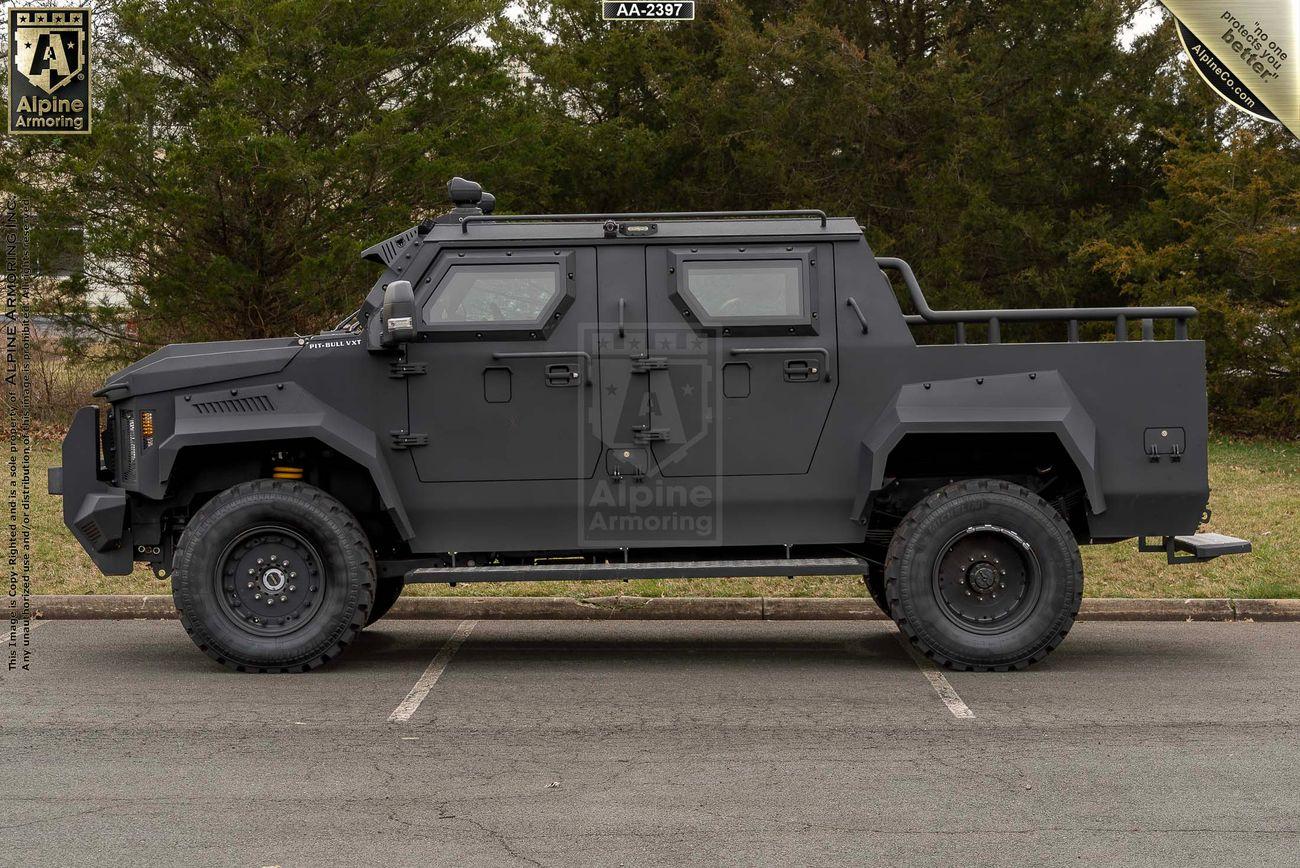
[
  {"xmin": 8, "ymin": 7, "xmax": 92, "ymax": 135},
  {"xmin": 1176, "ymin": 20, "xmax": 1278, "ymax": 124},
  {"xmin": 579, "ymin": 320, "xmax": 721, "ymax": 547}
]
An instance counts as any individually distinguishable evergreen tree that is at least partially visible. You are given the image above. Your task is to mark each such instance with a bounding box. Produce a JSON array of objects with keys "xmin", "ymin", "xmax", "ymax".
[{"xmin": 1, "ymin": 0, "xmax": 509, "ymax": 350}]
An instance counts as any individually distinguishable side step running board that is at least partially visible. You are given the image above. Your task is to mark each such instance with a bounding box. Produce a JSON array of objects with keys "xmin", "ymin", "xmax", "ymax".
[
  {"xmin": 1140, "ymin": 533, "xmax": 1251, "ymax": 565},
  {"xmin": 405, "ymin": 557, "xmax": 868, "ymax": 585}
]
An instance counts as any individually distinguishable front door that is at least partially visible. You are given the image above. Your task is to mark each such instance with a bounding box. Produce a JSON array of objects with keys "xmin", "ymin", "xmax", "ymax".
[
  {"xmin": 405, "ymin": 246, "xmax": 602, "ymax": 483},
  {"xmin": 644, "ymin": 243, "xmax": 838, "ymax": 477}
]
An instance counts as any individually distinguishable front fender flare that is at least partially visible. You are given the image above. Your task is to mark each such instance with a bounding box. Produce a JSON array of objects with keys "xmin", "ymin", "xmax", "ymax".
[
  {"xmin": 852, "ymin": 370, "xmax": 1105, "ymax": 520},
  {"xmin": 153, "ymin": 383, "xmax": 414, "ymax": 540}
]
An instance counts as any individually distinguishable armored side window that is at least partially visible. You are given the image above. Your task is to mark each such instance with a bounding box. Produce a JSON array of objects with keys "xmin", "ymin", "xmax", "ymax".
[
  {"xmin": 669, "ymin": 247, "xmax": 817, "ymax": 335},
  {"xmin": 424, "ymin": 264, "xmax": 561, "ymax": 325},
  {"xmin": 416, "ymin": 250, "xmax": 577, "ymax": 341},
  {"xmin": 682, "ymin": 260, "xmax": 804, "ymax": 321}
]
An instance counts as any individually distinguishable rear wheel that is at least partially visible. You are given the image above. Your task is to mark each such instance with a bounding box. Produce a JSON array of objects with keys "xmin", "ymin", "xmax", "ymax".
[
  {"xmin": 885, "ymin": 478, "xmax": 1082, "ymax": 671},
  {"xmin": 172, "ymin": 480, "xmax": 374, "ymax": 672},
  {"xmin": 365, "ymin": 577, "xmax": 404, "ymax": 626}
]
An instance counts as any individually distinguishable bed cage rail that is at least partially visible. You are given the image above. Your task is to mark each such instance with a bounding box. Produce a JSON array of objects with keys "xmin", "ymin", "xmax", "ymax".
[
  {"xmin": 460, "ymin": 209, "xmax": 829, "ymax": 233},
  {"xmin": 876, "ymin": 257, "xmax": 1197, "ymax": 344}
]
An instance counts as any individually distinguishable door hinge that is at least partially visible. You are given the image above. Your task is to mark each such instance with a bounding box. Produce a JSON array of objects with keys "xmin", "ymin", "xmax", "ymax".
[
  {"xmin": 390, "ymin": 431, "xmax": 429, "ymax": 449},
  {"xmin": 388, "ymin": 361, "xmax": 428, "ymax": 378},
  {"xmin": 632, "ymin": 426, "xmax": 670, "ymax": 444},
  {"xmin": 630, "ymin": 355, "xmax": 668, "ymax": 373}
]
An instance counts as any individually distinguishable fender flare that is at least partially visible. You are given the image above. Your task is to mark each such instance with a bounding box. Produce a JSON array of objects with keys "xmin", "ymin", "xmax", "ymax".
[
  {"xmin": 851, "ymin": 370, "xmax": 1105, "ymax": 520},
  {"xmin": 153, "ymin": 383, "xmax": 415, "ymax": 540}
]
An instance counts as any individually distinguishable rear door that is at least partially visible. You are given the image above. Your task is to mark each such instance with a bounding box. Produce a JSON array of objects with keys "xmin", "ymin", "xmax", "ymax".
[
  {"xmin": 405, "ymin": 246, "xmax": 601, "ymax": 483},
  {"xmin": 644, "ymin": 242, "xmax": 837, "ymax": 477}
]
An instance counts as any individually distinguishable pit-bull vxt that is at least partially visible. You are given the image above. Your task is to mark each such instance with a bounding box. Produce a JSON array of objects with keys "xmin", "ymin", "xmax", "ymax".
[{"xmin": 51, "ymin": 178, "xmax": 1250, "ymax": 672}]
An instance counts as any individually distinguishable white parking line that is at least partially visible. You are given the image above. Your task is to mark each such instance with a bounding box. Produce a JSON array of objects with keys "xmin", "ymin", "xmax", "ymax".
[
  {"xmin": 3, "ymin": 618, "xmax": 45, "ymax": 646},
  {"xmin": 893, "ymin": 629, "xmax": 975, "ymax": 719},
  {"xmin": 388, "ymin": 619, "xmax": 478, "ymax": 723}
]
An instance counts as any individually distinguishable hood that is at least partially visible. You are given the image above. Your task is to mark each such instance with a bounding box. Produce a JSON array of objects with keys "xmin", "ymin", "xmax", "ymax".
[{"xmin": 94, "ymin": 338, "xmax": 304, "ymax": 400}]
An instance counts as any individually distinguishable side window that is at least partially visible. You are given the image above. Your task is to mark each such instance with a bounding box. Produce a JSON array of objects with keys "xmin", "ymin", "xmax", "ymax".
[
  {"xmin": 424, "ymin": 264, "xmax": 561, "ymax": 325},
  {"xmin": 417, "ymin": 251, "xmax": 577, "ymax": 340},
  {"xmin": 669, "ymin": 246, "xmax": 817, "ymax": 335},
  {"xmin": 682, "ymin": 260, "xmax": 804, "ymax": 321}
]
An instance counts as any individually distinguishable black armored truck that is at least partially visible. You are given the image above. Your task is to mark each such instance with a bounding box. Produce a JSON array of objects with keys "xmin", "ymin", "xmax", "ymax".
[{"xmin": 51, "ymin": 178, "xmax": 1250, "ymax": 672}]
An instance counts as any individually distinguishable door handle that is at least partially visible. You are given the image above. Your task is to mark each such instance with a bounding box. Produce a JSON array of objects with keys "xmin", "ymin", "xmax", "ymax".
[
  {"xmin": 729, "ymin": 347, "xmax": 831, "ymax": 381},
  {"xmin": 846, "ymin": 297, "xmax": 869, "ymax": 334},
  {"xmin": 618, "ymin": 298, "xmax": 626, "ymax": 338},
  {"xmin": 545, "ymin": 364, "xmax": 581, "ymax": 387},
  {"xmin": 492, "ymin": 350, "xmax": 592, "ymax": 385}
]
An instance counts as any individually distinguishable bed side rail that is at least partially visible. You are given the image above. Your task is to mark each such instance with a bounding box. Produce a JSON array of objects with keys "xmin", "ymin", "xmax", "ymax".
[{"xmin": 876, "ymin": 257, "xmax": 1197, "ymax": 344}]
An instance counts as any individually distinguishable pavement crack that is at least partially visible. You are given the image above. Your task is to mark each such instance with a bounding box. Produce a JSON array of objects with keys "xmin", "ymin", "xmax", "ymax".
[{"xmin": 435, "ymin": 800, "xmax": 546, "ymax": 867}]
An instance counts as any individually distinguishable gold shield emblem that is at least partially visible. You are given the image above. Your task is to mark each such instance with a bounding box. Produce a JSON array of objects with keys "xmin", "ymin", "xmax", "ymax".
[{"xmin": 13, "ymin": 12, "xmax": 85, "ymax": 95}]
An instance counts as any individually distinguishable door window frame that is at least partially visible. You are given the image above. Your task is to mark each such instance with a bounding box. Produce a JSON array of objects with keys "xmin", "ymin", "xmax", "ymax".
[
  {"xmin": 415, "ymin": 248, "xmax": 577, "ymax": 341},
  {"xmin": 667, "ymin": 245, "xmax": 819, "ymax": 336}
]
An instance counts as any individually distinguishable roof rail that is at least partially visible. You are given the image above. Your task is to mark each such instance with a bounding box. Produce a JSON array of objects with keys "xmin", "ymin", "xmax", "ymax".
[
  {"xmin": 876, "ymin": 257, "xmax": 1198, "ymax": 343},
  {"xmin": 460, "ymin": 209, "xmax": 828, "ymax": 233}
]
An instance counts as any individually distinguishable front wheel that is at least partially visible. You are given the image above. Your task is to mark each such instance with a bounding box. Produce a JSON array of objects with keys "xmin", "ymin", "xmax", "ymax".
[
  {"xmin": 365, "ymin": 576, "xmax": 404, "ymax": 627},
  {"xmin": 172, "ymin": 480, "xmax": 375, "ymax": 672},
  {"xmin": 885, "ymin": 479, "xmax": 1082, "ymax": 671}
]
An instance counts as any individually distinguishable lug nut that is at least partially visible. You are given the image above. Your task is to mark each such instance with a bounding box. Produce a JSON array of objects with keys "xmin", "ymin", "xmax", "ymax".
[
  {"xmin": 256, "ymin": 558, "xmax": 264, "ymax": 565},
  {"xmin": 289, "ymin": 572, "xmax": 297, "ymax": 578},
  {"xmin": 247, "ymin": 582, "xmax": 255, "ymax": 589},
  {"xmin": 288, "ymin": 585, "xmax": 296, "ymax": 592},
  {"xmin": 282, "ymin": 560, "xmax": 289, "ymax": 567},
  {"xmin": 254, "ymin": 593, "xmax": 262, "ymax": 599},
  {"xmin": 279, "ymin": 595, "xmax": 287, "ymax": 602},
  {"xmin": 248, "ymin": 568, "xmax": 255, "ymax": 575}
]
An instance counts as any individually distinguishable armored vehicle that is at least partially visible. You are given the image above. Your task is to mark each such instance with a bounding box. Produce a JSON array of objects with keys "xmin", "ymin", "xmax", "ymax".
[{"xmin": 51, "ymin": 177, "xmax": 1250, "ymax": 672}]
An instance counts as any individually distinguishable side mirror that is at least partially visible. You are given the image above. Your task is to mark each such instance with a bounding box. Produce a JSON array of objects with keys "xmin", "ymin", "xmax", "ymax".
[{"xmin": 381, "ymin": 280, "xmax": 417, "ymax": 347}]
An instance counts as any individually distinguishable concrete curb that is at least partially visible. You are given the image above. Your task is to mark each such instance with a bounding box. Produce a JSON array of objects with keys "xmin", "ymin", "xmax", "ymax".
[{"xmin": 16, "ymin": 594, "xmax": 1300, "ymax": 621}]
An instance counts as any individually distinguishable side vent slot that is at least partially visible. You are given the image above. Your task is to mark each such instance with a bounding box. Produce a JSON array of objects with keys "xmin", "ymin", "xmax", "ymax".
[
  {"xmin": 193, "ymin": 395, "xmax": 276, "ymax": 415},
  {"xmin": 76, "ymin": 518, "xmax": 103, "ymax": 547}
]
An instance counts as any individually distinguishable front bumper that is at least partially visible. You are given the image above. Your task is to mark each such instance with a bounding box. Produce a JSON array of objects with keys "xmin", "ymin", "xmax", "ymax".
[{"xmin": 50, "ymin": 405, "xmax": 133, "ymax": 575}]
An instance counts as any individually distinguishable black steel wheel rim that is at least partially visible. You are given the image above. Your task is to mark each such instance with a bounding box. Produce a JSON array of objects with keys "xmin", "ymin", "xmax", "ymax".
[
  {"xmin": 931, "ymin": 524, "xmax": 1040, "ymax": 634},
  {"xmin": 214, "ymin": 525, "xmax": 326, "ymax": 637}
]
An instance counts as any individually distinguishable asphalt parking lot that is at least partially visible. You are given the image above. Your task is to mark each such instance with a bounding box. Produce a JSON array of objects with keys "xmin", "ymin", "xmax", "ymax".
[{"xmin": 2, "ymin": 619, "xmax": 1298, "ymax": 866}]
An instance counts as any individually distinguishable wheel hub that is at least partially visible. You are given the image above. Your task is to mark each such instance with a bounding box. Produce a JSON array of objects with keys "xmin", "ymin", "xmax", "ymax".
[
  {"xmin": 216, "ymin": 526, "xmax": 324, "ymax": 637},
  {"xmin": 932, "ymin": 524, "xmax": 1039, "ymax": 632},
  {"xmin": 260, "ymin": 566, "xmax": 287, "ymax": 593},
  {"xmin": 966, "ymin": 562, "xmax": 998, "ymax": 593}
]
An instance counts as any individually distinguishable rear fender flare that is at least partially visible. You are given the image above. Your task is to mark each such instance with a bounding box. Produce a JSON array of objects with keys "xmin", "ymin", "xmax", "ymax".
[{"xmin": 852, "ymin": 370, "xmax": 1104, "ymax": 519}]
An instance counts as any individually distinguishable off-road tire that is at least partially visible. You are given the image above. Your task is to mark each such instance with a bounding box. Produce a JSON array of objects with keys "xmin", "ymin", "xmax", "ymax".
[
  {"xmin": 366, "ymin": 577, "xmax": 404, "ymax": 627},
  {"xmin": 172, "ymin": 480, "xmax": 375, "ymax": 672},
  {"xmin": 885, "ymin": 478, "xmax": 1082, "ymax": 671},
  {"xmin": 864, "ymin": 564, "xmax": 890, "ymax": 616}
]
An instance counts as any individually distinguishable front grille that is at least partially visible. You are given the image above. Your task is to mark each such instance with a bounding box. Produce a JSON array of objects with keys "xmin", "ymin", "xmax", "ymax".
[
  {"xmin": 100, "ymin": 409, "xmax": 116, "ymax": 477},
  {"xmin": 192, "ymin": 395, "xmax": 275, "ymax": 415},
  {"xmin": 120, "ymin": 410, "xmax": 137, "ymax": 483}
]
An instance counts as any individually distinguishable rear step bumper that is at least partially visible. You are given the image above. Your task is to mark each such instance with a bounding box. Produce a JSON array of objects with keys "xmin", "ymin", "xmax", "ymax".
[
  {"xmin": 1140, "ymin": 533, "xmax": 1252, "ymax": 564},
  {"xmin": 405, "ymin": 557, "xmax": 868, "ymax": 584}
]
